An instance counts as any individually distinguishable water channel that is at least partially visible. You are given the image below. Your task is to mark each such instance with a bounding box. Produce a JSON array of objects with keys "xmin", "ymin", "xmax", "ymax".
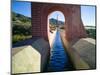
[{"xmin": 47, "ymin": 30, "xmax": 74, "ymax": 72}]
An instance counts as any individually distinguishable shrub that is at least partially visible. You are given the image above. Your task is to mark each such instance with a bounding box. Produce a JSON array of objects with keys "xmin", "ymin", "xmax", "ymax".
[
  {"xmin": 12, "ymin": 35, "xmax": 32, "ymax": 44},
  {"xmin": 86, "ymin": 29, "xmax": 96, "ymax": 39}
]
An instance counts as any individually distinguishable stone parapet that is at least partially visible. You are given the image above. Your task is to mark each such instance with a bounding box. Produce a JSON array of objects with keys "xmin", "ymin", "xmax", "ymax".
[
  {"xmin": 60, "ymin": 30, "xmax": 96, "ymax": 69},
  {"xmin": 12, "ymin": 38, "xmax": 50, "ymax": 74}
]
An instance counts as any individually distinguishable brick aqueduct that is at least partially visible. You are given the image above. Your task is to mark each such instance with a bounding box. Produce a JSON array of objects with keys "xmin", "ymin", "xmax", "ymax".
[
  {"xmin": 31, "ymin": 2, "xmax": 87, "ymax": 42},
  {"xmin": 12, "ymin": 2, "xmax": 96, "ymax": 74}
]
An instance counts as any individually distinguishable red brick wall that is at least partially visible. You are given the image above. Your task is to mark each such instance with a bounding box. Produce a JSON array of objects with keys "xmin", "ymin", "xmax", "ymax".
[{"xmin": 31, "ymin": 2, "xmax": 87, "ymax": 42}]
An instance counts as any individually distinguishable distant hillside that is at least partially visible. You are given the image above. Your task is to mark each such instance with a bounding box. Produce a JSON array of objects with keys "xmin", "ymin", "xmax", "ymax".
[
  {"xmin": 12, "ymin": 12, "xmax": 32, "ymax": 44},
  {"xmin": 49, "ymin": 18, "xmax": 64, "ymax": 26},
  {"xmin": 12, "ymin": 12, "xmax": 31, "ymax": 26},
  {"xmin": 84, "ymin": 26, "xmax": 96, "ymax": 29},
  {"xmin": 12, "ymin": 12, "xmax": 32, "ymax": 35}
]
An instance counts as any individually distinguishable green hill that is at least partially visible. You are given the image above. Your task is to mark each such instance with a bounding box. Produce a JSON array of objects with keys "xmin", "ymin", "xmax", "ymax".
[
  {"xmin": 12, "ymin": 12, "xmax": 32, "ymax": 35},
  {"xmin": 49, "ymin": 18, "xmax": 64, "ymax": 26},
  {"xmin": 12, "ymin": 12, "xmax": 31, "ymax": 25},
  {"xmin": 12, "ymin": 12, "xmax": 32, "ymax": 44}
]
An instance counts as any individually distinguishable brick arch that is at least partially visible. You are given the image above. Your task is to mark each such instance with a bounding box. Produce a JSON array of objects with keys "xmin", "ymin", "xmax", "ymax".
[
  {"xmin": 31, "ymin": 2, "xmax": 87, "ymax": 42},
  {"xmin": 47, "ymin": 10, "xmax": 66, "ymax": 44},
  {"xmin": 40, "ymin": 5, "xmax": 70, "ymax": 41}
]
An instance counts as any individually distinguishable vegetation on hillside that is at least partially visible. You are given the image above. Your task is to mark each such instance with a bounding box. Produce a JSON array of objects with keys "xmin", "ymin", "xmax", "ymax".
[
  {"xmin": 49, "ymin": 18, "xmax": 64, "ymax": 32},
  {"xmin": 49, "ymin": 18, "xmax": 64, "ymax": 26},
  {"xmin": 86, "ymin": 28, "xmax": 96, "ymax": 39},
  {"xmin": 84, "ymin": 26, "xmax": 96, "ymax": 39},
  {"xmin": 12, "ymin": 12, "xmax": 32, "ymax": 44}
]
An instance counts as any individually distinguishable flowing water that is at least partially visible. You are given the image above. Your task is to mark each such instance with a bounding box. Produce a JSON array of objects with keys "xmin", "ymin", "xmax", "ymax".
[{"xmin": 47, "ymin": 30, "xmax": 73, "ymax": 72}]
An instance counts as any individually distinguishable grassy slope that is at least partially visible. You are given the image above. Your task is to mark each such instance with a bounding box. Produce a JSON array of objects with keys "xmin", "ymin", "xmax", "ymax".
[{"xmin": 12, "ymin": 12, "xmax": 32, "ymax": 44}]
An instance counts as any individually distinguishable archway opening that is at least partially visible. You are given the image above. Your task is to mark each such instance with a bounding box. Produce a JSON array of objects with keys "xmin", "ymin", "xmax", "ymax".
[
  {"xmin": 47, "ymin": 11, "xmax": 65, "ymax": 47},
  {"xmin": 46, "ymin": 11, "xmax": 74, "ymax": 71}
]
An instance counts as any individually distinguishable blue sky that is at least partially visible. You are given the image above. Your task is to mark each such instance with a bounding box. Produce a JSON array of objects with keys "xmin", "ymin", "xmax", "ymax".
[
  {"xmin": 12, "ymin": 1, "xmax": 31, "ymax": 17},
  {"xmin": 12, "ymin": 1, "xmax": 96, "ymax": 26},
  {"xmin": 81, "ymin": 6, "xmax": 96, "ymax": 26}
]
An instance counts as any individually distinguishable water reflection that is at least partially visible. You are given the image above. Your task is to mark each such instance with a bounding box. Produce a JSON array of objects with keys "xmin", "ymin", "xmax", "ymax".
[{"xmin": 47, "ymin": 30, "xmax": 73, "ymax": 72}]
